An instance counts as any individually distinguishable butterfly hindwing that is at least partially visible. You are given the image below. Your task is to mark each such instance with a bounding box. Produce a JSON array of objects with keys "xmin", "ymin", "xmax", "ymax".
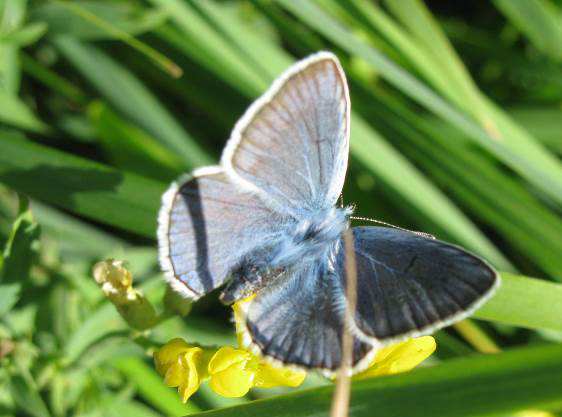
[
  {"xmin": 239, "ymin": 260, "xmax": 374, "ymax": 374},
  {"xmin": 158, "ymin": 167, "xmax": 287, "ymax": 300},
  {"xmin": 338, "ymin": 227, "xmax": 499, "ymax": 344}
]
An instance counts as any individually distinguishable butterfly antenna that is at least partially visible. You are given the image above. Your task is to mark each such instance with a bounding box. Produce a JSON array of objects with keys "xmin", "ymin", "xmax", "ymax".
[
  {"xmin": 330, "ymin": 229, "xmax": 357, "ymax": 417},
  {"xmin": 349, "ymin": 216, "xmax": 436, "ymax": 240}
]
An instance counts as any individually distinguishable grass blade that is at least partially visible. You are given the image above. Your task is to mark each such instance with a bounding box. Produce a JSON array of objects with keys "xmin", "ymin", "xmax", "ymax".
[
  {"xmin": 277, "ymin": 0, "xmax": 562, "ymax": 207},
  {"xmin": 494, "ymin": 0, "xmax": 562, "ymax": 61},
  {"xmin": 54, "ymin": 37, "xmax": 211, "ymax": 168},
  {"xmin": 350, "ymin": 115, "xmax": 511, "ymax": 269},
  {"xmin": 186, "ymin": 343, "xmax": 562, "ymax": 417},
  {"xmin": 88, "ymin": 101, "xmax": 184, "ymax": 182},
  {"xmin": 52, "ymin": 1, "xmax": 182, "ymax": 77},
  {"xmin": 0, "ymin": 132, "xmax": 164, "ymax": 238},
  {"xmin": 475, "ymin": 273, "xmax": 562, "ymax": 332}
]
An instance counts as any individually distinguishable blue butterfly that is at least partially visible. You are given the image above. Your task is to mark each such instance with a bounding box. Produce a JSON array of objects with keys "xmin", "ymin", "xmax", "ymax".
[{"xmin": 158, "ymin": 52, "xmax": 499, "ymax": 375}]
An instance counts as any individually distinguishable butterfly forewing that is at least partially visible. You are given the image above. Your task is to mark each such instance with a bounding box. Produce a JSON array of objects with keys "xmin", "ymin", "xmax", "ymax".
[{"xmin": 222, "ymin": 52, "xmax": 350, "ymax": 213}]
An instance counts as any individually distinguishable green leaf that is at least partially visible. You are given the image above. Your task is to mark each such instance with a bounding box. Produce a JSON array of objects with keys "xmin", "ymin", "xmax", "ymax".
[
  {"xmin": 0, "ymin": 43, "xmax": 20, "ymax": 94},
  {"xmin": 0, "ymin": 0, "xmax": 27, "ymax": 94},
  {"xmin": 149, "ymin": 0, "xmax": 269, "ymax": 96},
  {"xmin": 0, "ymin": 91, "xmax": 48, "ymax": 132},
  {"xmin": 188, "ymin": 343, "xmax": 562, "ymax": 417},
  {"xmin": 509, "ymin": 107, "xmax": 562, "ymax": 154},
  {"xmin": 9, "ymin": 374, "xmax": 51, "ymax": 417},
  {"xmin": 0, "ymin": 22, "xmax": 47, "ymax": 46},
  {"xmin": 64, "ymin": 303, "xmax": 126, "ymax": 364},
  {"xmin": 0, "ymin": 282, "xmax": 20, "ymax": 315},
  {"xmin": 46, "ymin": 1, "xmax": 182, "ymax": 77},
  {"xmin": 0, "ymin": 132, "xmax": 165, "ymax": 239},
  {"xmin": 381, "ymin": 0, "xmax": 562, "ymax": 206},
  {"xmin": 31, "ymin": 200, "xmax": 128, "ymax": 260},
  {"xmin": 76, "ymin": 335, "xmax": 143, "ymax": 372},
  {"xmin": 1, "ymin": 197, "xmax": 40, "ymax": 283},
  {"xmin": 20, "ymin": 52, "xmax": 87, "ymax": 104},
  {"xmin": 55, "ymin": 37, "xmax": 211, "ymax": 168},
  {"xmin": 475, "ymin": 273, "xmax": 562, "ymax": 332},
  {"xmin": 113, "ymin": 357, "xmax": 200, "ymax": 416},
  {"xmin": 49, "ymin": 374, "xmax": 67, "ymax": 417}
]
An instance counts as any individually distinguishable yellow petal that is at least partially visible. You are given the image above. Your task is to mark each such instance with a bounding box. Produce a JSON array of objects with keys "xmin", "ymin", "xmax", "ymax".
[
  {"xmin": 355, "ymin": 336, "xmax": 436, "ymax": 380},
  {"xmin": 178, "ymin": 376, "xmax": 199, "ymax": 403},
  {"xmin": 154, "ymin": 338, "xmax": 191, "ymax": 376},
  {"xmin": 210, "ymin": 366, "xmax": 255, "ymax": 398},
  {"xmin": 255, "ymin": 361, "xmax": 306, "ymax": 388},
  {"xmin": 232, "ymin": 295, "xmax": 256, "ymax": 347},
  {"xmin": 208, "ymin": 346, "xmax": 255, "ymax": 398},
  {"xmin": 154, "ymin": 339, "xmax": 206, "ymax": 402},
  {"xmin": 177, "ymin": 351, "xmax": 203, "ymax": 403},
  {"xmin": 208, "ymin": 346, "xmax": 251, "ymax": 374},
  {"xmin": 164, "ymin": 361, "xmax": 185, "ymax": 387}
]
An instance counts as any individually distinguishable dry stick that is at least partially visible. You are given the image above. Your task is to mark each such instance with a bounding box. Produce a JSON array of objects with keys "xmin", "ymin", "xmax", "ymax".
[{"xmin": 330, "ymin": 228, "xmax": 358, "ymax": 417}]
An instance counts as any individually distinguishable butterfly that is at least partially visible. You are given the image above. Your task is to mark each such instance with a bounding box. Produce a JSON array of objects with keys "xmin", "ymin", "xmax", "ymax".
[{"xmin": 157, "ymin": 52, "xmax": 499, "ymax": 376}]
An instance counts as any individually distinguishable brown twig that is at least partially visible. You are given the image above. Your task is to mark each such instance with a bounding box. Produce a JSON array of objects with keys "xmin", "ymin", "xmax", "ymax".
[{"xmin": 330, "ymin": 228, "xmax": 358, "ymax": 417}]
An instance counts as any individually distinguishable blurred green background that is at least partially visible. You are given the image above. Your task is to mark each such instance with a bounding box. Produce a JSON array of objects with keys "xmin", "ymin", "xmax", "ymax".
[{"xmin": 1, "ymin": 0, "xmax": 562, "ymax": 416}]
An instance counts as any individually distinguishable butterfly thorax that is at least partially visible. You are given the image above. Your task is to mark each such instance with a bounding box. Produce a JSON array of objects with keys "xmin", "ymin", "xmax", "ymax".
[
  {"xmin": 272, "ymin": 206, "xmax": 352, "ymax": 267},
  {"xmin": 219, "ymin": 206, "xmax": 351, "ymax": 304}
]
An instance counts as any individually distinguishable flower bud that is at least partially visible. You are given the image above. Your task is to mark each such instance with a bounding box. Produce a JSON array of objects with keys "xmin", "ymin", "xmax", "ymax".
[{"xmin": 93, "ymin": 259, "xmax": 157, "ymax": 330}]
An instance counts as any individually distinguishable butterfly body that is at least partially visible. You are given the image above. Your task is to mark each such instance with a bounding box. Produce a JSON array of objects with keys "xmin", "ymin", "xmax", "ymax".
[
  {"xmin": 220, "ymin": 206, "xmax": 350, "ymax": 304},
  {"xmin": 273, "ymin": 206, "xmax": 351, "ymax": 268},
  {"xmin": 158, "ymin": 52, "xmax": 499, "ymax": 375}
]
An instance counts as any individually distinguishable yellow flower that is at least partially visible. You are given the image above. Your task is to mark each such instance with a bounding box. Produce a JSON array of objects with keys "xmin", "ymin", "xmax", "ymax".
[
  {"xmin": 254, "ymin": 360, "xmax": 307, "ymax": 389},
  {"xmin": 208, "ymin": 346, "xmax": 255, "ymax": 397},
  {"xmin": 154, "ymin": 338, "xmax": 212, "ymax": 403},
  {"xmin": 155, "ymin": 297, "xmax": 434, "ymax": 404},
  {"xmin": 208, "ymin": 346, "xmax": 306, "ymax": 397},
  {"xmin": 354, "ymin": 336, "xmax": 436, "ymax": 380}
]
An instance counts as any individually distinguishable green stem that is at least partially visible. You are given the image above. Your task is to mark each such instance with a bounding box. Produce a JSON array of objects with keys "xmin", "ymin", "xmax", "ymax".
[{"xmin": 453, "ymin": 320, "xmax": 500, "ymax": 354}]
